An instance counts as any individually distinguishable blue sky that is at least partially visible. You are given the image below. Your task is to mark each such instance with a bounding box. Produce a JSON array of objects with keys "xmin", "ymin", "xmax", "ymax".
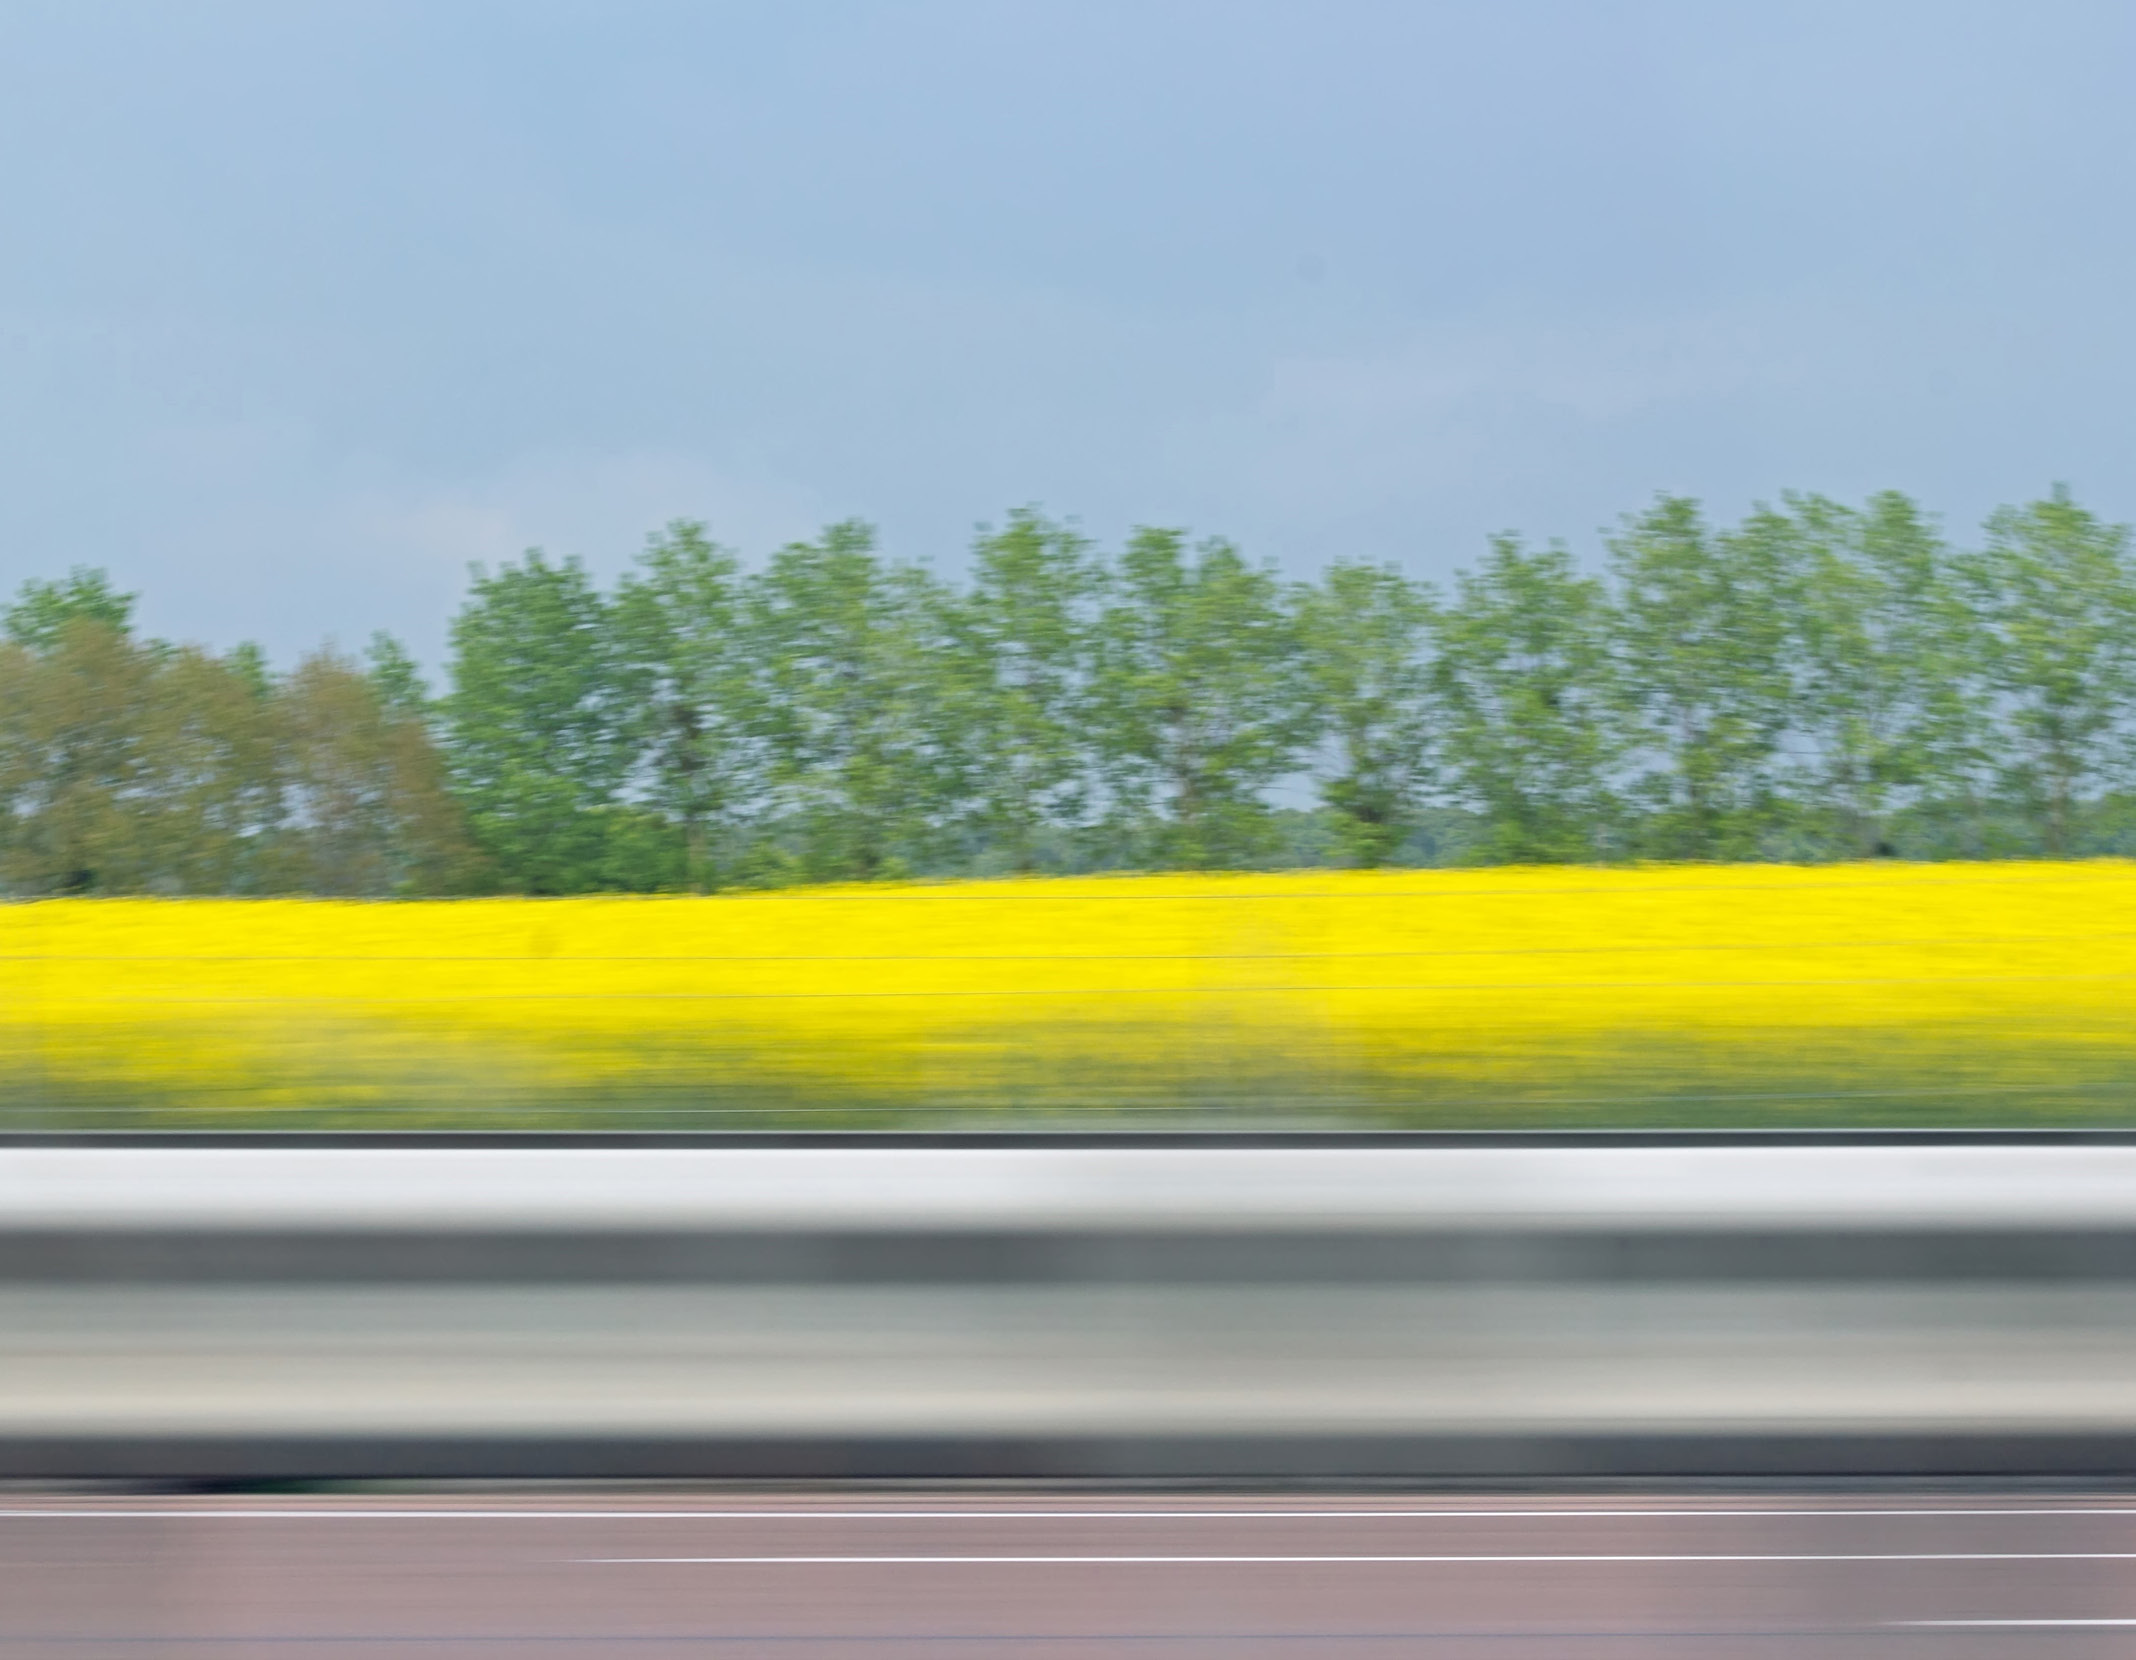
[{"xmin": 3, "ymin": 0, "xmax": 2133, "ymax": 665}]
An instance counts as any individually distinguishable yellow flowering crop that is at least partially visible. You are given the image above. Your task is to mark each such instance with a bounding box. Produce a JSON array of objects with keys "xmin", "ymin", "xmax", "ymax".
[{"xmin": 3, "ymin": 861, "xmax": 2134, "ymax": 1127}]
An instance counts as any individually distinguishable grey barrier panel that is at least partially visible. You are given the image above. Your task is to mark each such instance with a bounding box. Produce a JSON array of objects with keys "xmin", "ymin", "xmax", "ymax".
[
  {"xmin": 9, "ymin": 1142, "xmax": 2136, "ymax": 1482},
  {"xmin": 6, "ymin": 1433, "xmax": 2136, "ymax": 1483},
  {"xmin": 7, "ymin": 1227, "xmax": 2136, "ymax": 1282}
]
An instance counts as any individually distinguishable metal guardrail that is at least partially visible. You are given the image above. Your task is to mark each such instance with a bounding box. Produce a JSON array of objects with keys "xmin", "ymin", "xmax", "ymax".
[{"xmin": 7, "ymin": 1136, "xmax": 2136, "ymax": 1482}]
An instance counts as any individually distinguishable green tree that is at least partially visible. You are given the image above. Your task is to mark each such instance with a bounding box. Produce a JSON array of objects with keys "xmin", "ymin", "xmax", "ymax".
[
  {"xmin": 3, "ymin": 568, "xmax": 136, "ymax": 652},
  {"xmin": 1958, "ymin": 486, "xmax": 2136, "ymax": 854},
  {"xmin": 1782, "ymin": 492, "xmax": 1979, "ymax": 856},
  {"xmin": 1091, "ymin": 529, "xmax": 1307, "ymax": 867},
  {"xmin": 0, "ymin": 613, "xmax": 156, "ymax": 892},
  {"xmin": 0, "ymin": 567, "xmax": 292, "ymax": 894},
  {"xmin": 1610, "ymin": 496, "xmax": 1793, "ymax": 858},
  {"xmin": 0, "ymin": 617, "xmax": 283, "ymax": 895},
  {"xmin": 613, "ymin": 521, "xmax": 755, "ymax": 890},
  {"xmin": 279, "ymin": 650, "xmax": 479, "ymax": 895},
  {"xmin": 1295, "ymin": 561, "xmax": 1437, "ymax": 866},
  {"xmin": 745, "ymin": 521, "xmax": 947, "ymax": 880},
  {"xmin": 145, "ymin": 644, "xmax": 285, "ymax": 892},
  {"xmin": 364, "ymin": 632, "xmax": 433, "ymax": 721},
  {"xmin": 940, "ymin": 509, "xmax": 1100, "ymax": 871},
  {"xmin": 443, "ymin": 551, "xmax": 656, "ymax": 892},
  {"xmin": 1433, "ymin": 535, "xmax": 1619, "ymax": 862}
]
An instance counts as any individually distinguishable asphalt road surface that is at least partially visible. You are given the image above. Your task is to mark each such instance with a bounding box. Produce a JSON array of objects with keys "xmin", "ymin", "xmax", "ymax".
[{"xmin": 8, "ymin": 1492, "xmax": 2136, "ymax": 1655}]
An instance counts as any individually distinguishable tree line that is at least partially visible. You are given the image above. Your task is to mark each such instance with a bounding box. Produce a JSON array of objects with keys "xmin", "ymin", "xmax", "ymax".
[{"xmin": 4, "ymin": 486, "xmax": 2135, "ymax": 895}]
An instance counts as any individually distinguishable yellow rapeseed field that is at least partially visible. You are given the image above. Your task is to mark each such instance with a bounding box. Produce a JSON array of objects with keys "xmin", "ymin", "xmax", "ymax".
[{"xmin": 3, "ymin": 861, "xmax": 2134, "ymax": 1126}]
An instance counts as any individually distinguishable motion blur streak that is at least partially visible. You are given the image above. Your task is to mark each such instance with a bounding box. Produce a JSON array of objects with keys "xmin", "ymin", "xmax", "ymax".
[
  {"xmin": 8, "ymin": 861, "xmax": 2136, "ymax": 1127},
  {"xmin": 10, "ymin": 1140, "xmax": 2136, "ymax": 1650},
  {"xmin": 9, "ymin": 1494, "xmax": 2136, "ymax": 1656},
  {"xmin": 3, "ymin": 1141, "xmax": 2136, "ymax": 1481}
]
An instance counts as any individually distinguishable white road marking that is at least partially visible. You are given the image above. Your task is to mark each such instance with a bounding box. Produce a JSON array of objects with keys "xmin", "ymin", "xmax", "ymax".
[
  {"xmin": 7, "ymin": 1505, "xmax": 2136, "ymax": 1521},
  {"xmin": 1901, "ymin": 1621, "xmax": 2136, "ymax": 1628},
  {"xmin": 582, "ymin": 1551, "xmax": 2136, "ymax": 1565}
]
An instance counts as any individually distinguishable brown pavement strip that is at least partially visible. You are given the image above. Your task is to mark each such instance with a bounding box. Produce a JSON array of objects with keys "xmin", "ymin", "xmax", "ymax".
[{"xmin": 5, "ymin": 1493, "xmax": 2136, "ymax": 1656}]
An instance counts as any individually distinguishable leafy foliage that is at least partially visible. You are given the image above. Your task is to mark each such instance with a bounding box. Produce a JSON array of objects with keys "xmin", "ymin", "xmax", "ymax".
[
  {"xmin": 1610, "ymin": 496, "xmax": 1793, "ymax": 857},
  {"xmin": 1959, "ymin": 486, "xmax": 2136, "ymax": 855},
  {"xmin": 443, "ymin": 551, "xmax": 664, "ymax": 893},
  {"xmin": 3, "ymin": 568, "xmax": 136, "ymax": 653},
  {"xmin": 1433, "ymin": 536, "xmax": 1619, "ymax": 862},
  {"xmin": 11, "ymin": 485, "xmax": 2136, "ymax": 893},
  {"xmin": 611, "ymin": 521, "xmax": 753, "ymax": 890},
  {"xmin": 1092, "ymin": 530, "xmax": 1308, "ymax": 868},
  {"xmin": 1296, "ymin": 561, "xmax": 1436, "ymax": 866},
  {"xmin": 1782, "ymin": 491, "xmax": 1976, "ymax": 855},
  {"xmin": 941, "ymin": 510, "xmax": 1100, "ymax": 871},
  {"xmin": 744, "ymin": 521, "xmax": 949, "ymax": 881}
]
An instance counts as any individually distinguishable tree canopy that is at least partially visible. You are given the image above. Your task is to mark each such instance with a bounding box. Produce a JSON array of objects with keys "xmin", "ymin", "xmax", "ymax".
[{"xmin": 7, "ymin": 486, "xmax": 2136, "ymax": 894}]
